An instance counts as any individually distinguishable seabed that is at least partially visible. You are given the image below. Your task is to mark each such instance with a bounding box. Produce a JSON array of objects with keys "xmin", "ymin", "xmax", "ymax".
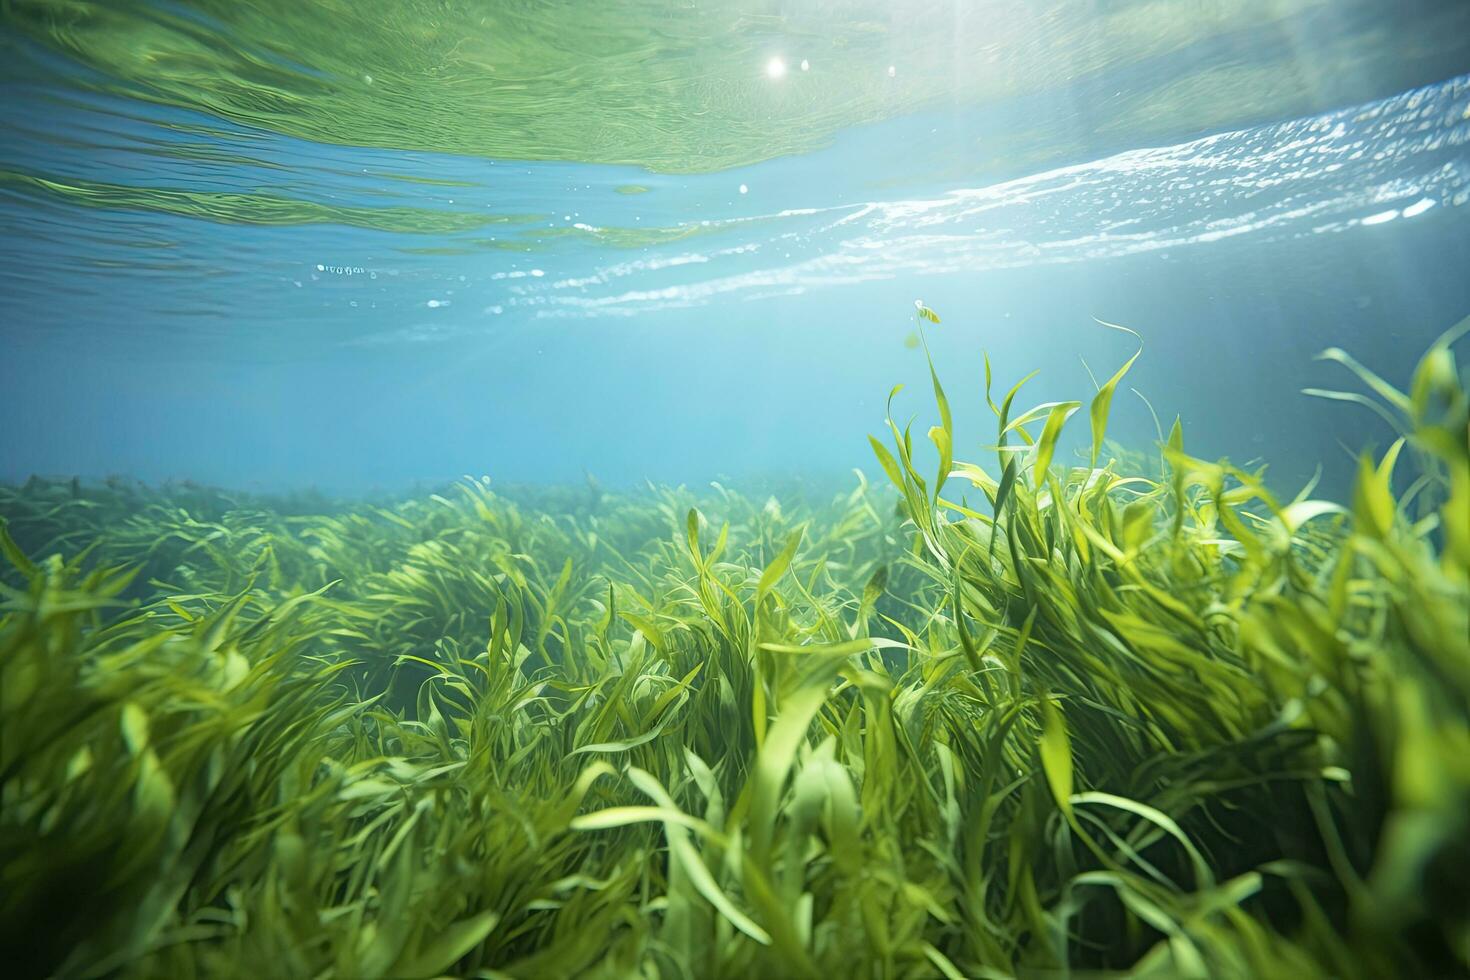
[{"xmin": 2, "ymin": 318, "xmax": 1468, "ymax": 978}]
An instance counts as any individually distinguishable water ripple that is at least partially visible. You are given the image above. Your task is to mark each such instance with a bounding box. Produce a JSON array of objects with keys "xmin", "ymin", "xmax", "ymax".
[{"xmin": 508, "ymin": 75, "xmax": 1470, "ymax": 320}]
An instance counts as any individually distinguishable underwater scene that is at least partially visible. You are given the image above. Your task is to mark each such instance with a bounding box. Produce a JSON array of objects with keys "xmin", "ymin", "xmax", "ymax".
[{"xmin": 3, "ymin": 1, "xmax": 1470, "ymax": 977}]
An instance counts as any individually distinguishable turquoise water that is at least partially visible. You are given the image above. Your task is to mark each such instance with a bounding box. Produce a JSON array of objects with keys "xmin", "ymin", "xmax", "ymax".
[
  {"xmin": 1, "ymin": 7, "xmax": 1468, "ymax": 495},
  {"xmin": 4, "ymin": 8, "xmax": 1470, "ymax": 978}
]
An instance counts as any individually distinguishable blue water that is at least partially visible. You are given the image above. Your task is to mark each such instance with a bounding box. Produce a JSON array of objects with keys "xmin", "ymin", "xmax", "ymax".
[{"xmin": 2, "ymin": 68, "xmax": 1469, "ymax": 495}]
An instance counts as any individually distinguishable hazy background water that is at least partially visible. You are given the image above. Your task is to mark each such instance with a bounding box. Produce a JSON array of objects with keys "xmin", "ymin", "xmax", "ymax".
[{"xmin": 2, "ymin": 1, "xmax": 1468, "ymax": 498}]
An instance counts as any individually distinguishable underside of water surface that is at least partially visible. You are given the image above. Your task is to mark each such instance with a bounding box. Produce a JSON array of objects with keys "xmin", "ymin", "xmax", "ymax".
[{"xmin": 2, "ymin": 2, "xmax": 1470, "ymax": 978}]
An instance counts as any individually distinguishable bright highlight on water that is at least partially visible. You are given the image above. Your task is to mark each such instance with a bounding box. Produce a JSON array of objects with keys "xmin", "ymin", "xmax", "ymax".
[{"xmin": 1, "ymin": 2, "xmax": 1468, "ymax": 978}]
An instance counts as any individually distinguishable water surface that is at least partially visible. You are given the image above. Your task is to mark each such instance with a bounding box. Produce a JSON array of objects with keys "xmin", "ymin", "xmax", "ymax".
[{"xmin": 1, "ymin": 2, "xmax": 1468, "ymax": 495}]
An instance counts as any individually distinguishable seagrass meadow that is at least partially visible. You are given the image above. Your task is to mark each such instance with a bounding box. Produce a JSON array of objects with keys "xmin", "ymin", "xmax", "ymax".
[{"xmin": 2, "ymin": 315, "xmax": 1467, "ymax": 979}]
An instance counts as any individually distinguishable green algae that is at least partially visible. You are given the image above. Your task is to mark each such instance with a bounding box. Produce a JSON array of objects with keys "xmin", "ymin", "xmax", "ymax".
[{"xmin": 1, "ymin": 312, "xmax": 1467, "ymax": 978}]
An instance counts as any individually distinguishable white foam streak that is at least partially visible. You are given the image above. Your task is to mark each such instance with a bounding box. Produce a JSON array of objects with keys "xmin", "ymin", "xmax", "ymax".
[{"xmin": 425, "ymin": 76, "xmax": 1470, "ymax": 330}]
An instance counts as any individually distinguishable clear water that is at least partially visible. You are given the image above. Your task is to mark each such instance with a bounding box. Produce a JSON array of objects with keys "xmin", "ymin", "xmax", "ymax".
[
  {"xmin": 4, "ymin": 7, "xmax": 1470, "ymax": 977},
  {"xmin": 2, "ymin": 2, "xmax": 1468, "ymax": 495}
]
